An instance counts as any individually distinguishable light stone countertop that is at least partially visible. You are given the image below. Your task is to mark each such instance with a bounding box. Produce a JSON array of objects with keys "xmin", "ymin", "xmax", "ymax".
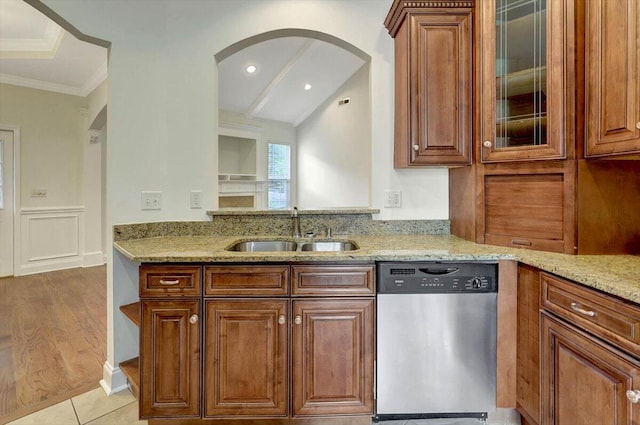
[{"xmin": 113, "ymin": 234, "xmax": 640, "ymax": 304}]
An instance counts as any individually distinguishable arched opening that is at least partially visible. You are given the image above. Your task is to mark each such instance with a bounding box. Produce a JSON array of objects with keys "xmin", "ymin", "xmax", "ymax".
[{"xmin": 215, "ymin": 29, "xmax": 372, "ymax": 210}]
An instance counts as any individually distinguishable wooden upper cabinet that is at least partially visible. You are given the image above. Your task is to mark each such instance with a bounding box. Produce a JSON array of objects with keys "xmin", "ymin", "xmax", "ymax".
[
  {"xmin": 479, "ymin": 0, "xmax": 569, "ymax": 162},
  {"xmin": 585, "ymin": 0, "xmax": 640, "ymax": 157},
  {"xmin": 385, "ymin": 1, "xmax": 473, "ymax": 166}
]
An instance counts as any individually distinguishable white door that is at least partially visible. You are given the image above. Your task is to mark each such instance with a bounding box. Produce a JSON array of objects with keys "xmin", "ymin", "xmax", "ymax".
[{"xmin": 0, "ymin": 130, "xmax": 14, "ymax": 277}]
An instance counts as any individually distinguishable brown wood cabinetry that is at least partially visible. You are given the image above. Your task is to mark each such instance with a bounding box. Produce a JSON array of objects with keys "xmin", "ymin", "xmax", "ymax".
[
  {"xmin": 292, "ymin": 299, "xmax": 374, "ymax": 416},
  {"xmin": 204, "ymin": 299, "xmax": 288, "ymax": 418},
  {"xmin": 449, "ymin": 0, "xmax": 640, "ymax": 255},
  {"xmin": 385, "ymin": 0, "xmax": 473, "ymax": 166},
  {"xmin": 515, "ymin": 267, "xmax": 640, "ymax": 425},
  {"xmin": 585, "ymin": 0, "xmax": 640, "ymax": 157},
  {"xmin": 516, "ymin": 264, "xmax": 541, "ymax": 425},
  {"xmin": 478, "ymin": 0, "xmax": 569, "ymax": 162},
  {"xmin": 541, "ymin": 313, "xmax": 640, "ymax": 425},
  {"xmin": 137, "ymin": 263, "xmax": 375, "ymax": 422},
  {"xmin": 140, "ymin": 300, "xmax": 201, "ymax": 419}
]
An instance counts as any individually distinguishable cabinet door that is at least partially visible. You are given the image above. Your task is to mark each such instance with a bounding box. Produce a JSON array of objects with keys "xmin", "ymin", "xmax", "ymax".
[
  {"xmin": 392, "ymin": 8, "xmax": 472, "ymax": 166},
  {"xmin": 479, "ymin": 0, "xmax": 567, "ymax": 162},
  {"xmin": 585, "ymin": 0, "xmax": 640, "ymax": 157},
  {"xmin": 140, "ymin": 300, "xmax": 200, "ymax": 418},
  {"xmin": 541, "ymin": 314, "xmax": 640, "ymax": 425},
  {"xmin": 204, "ymin": 299, "xmax": 288, "ymax": 418},
  {"xmin": 292, "ymin": 299, "xmax": 374, "ymax": 416}
]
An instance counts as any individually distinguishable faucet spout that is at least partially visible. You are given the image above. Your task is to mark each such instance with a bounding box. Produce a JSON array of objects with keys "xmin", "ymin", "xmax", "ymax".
[{"xmin": 292, "ymin": 206, "xmax": 301, "ymax": 238}]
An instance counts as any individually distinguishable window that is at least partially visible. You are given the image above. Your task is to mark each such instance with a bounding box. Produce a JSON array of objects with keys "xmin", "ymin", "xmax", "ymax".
[{"xmin": 267, "ymin": 143, "xmax": 291, "ymax": 209}]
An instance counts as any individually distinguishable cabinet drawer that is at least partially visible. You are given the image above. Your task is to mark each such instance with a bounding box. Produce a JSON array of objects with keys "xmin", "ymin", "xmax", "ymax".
[
  {"xmin": 204, "ymin": 265, "xmax": 289, "ymax": 296},
  {"xmin": 291, "ymin": 265, "xmax": 375, "ymax": 296},
  {"xmin": 140, "ymin": 265, "xmax": 201, "ymax": 297},
  {"xmin": 541, "ymin": 273, "xmax": 640, "ymax": 354}
]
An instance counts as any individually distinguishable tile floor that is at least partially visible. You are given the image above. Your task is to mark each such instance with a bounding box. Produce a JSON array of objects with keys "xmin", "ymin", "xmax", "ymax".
[
  {"xmin": 6, "ymin": 387, "xmax": 520, "ymax": 425},
  {"xmin": 6, "ymin": 388, "xmax": 144, "ymax": 425}
]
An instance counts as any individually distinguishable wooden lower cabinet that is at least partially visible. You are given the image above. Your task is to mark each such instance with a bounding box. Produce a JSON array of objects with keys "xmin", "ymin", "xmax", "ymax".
[
  {"xmin": 139, "ymin": 263, "xmax": 376, "ymax": 422},
  {"xmin": 516, "ymin": 264, "xmax": 541, "ymax": 425},
  {"xmin": 204, "ymin": 299, "xmax": 288, "ymax": 418},
  {"xmin": 292, "ymin": 299, "xmax": 374, "ymax": 417},
  {"xmin": 140, "ymin": 300, "xmax": 201, "ymax": 419},
  {"xmin": 541, "ymin": 313, "xmax": 640, "ymax": 425}
]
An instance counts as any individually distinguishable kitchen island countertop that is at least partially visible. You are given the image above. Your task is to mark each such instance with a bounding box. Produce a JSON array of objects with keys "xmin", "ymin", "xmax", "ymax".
[{"xmin": 114, "ymin": 234, "xmax": 640, "ymax": 304}]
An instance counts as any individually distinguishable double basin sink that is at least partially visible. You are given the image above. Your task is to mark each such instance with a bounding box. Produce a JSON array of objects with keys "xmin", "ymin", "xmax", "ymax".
[{"xmin": 227, "ymin": 239, "xmax": 358, "ymax": 252}]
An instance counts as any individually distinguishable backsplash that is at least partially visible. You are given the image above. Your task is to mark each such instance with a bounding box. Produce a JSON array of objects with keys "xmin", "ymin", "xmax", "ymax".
[{"xmin": 113, "ymin": 209, "xmax": 450, "ymax": 241}]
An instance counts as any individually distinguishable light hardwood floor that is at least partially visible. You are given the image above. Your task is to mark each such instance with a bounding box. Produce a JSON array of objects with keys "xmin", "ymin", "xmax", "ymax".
[{"xmin": 0, "ymin": 266, "xmax": 106, "ymax": 424}]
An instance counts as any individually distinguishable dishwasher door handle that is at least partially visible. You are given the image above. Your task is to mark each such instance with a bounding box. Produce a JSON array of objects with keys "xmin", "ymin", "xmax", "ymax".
[{"xmin": 418, "ymin": 267, "xmax": 459, "ymax": 275}]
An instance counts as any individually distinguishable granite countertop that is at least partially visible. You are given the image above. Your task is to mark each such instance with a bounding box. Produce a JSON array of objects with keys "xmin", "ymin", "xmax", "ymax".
[{"xmin": 114, "ymin": 234, "xmax": 640, "ymax": 304}]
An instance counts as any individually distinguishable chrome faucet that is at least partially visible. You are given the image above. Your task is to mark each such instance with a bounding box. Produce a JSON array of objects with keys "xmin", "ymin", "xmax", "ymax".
[{"xmin": 291, "ymin": 206, "xmax": 301, "ymax": 238}]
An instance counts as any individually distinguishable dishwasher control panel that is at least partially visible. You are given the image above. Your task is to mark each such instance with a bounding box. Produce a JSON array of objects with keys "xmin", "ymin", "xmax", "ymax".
[{"xmin": 377, "ymin": 261, "xmax": 498, "ymax": 293}]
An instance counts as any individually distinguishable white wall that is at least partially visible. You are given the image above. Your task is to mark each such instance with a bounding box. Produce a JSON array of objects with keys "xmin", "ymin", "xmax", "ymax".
[
  {"xmin": 38, "ymin": 0, "xmax": 450, "ymax": 392},
  {"xmin": 0, "ymin": 83, "xmax": 105, "ymax": 273},
  {"xmin": 0, "ymin": 83, "xmax": 85, "ymax": 208},
  {"xmin": 297, "ymin": 63, "xmax": 370, "ymax": 208}
]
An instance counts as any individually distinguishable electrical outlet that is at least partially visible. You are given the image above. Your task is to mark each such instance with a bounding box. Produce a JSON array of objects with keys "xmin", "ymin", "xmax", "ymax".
[
  {"xmin": 31, "ymin": 188, "xmax": 47, "ymax": 198},
  {"xmin": 190, "ymin": 190, "xmax": 203, "ymax": 209},
  {"xmin": 384, "ymin": 190, "xmax": 402, "ymax": 208},
  {"xmin": 141, "ymin": 191, "xmax": 162, "ymax": 210}
]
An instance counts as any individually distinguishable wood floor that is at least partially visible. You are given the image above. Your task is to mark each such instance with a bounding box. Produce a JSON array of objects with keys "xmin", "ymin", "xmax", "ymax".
[{"xmin": 0, "ymin": 266, "xmax": 106, "ymax": 424}]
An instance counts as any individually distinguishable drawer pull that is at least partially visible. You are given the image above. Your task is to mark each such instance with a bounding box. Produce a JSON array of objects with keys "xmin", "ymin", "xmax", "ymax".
[
  {"xmin": 511, "ymin": 239, "xmax": 532, "ymax": 247},
  {"xmin": 189, "ymin": 314, "xmax": 198, "ymax": 324},
  {"xmin": 278, "ymin": 315, "xmax": 286, "ymax": 325},
  {"xmin": 159, "ymin": 279, "xmax": 180, "ymax": 286},
  {"xmin": 627, "ymin": 390, "xmax": 640, "ymax": 403},
  {"xmin": 570, "ymin": 302, "xmax": 597, "ymax": 317}
]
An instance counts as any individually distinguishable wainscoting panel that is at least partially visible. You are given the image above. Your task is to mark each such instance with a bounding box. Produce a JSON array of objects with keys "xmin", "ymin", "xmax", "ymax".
[{"xmin": 19, "ymin": 207, "xmax": 85, "ymax": 275}]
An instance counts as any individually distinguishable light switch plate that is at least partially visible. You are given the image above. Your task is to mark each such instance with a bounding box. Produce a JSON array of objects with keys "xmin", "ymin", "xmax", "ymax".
[
  {"xmin": 141, "ymin": 191, "xmax": 162, "ymax": 210},
  {"xmin": 190, "ymin": 190, "xmax": 203, "ymax": 209},
  {"xmin": 384, "ymin": 190, "xmax": 402, "ymax": 208}
]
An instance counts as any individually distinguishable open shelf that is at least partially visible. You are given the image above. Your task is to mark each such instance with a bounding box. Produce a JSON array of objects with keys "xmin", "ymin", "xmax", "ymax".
[
  {"xmin": 218, "ymin": 173, "xmax": 257, "ymax": 181},
  {"xmin": 496, "ymin": 65, "xmax": 547, "ymax": 97},
  {"xmin": 120, "ymin": 357, "xmax": 140, "ymax": 400},
  {"xmin": 120, "ymin": 302, "xmax": 141, "ymax": 327}
]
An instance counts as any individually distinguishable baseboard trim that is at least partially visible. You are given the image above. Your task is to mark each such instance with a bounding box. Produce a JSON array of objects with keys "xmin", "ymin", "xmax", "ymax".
[
  {"xmin": 100, "ymin": 361, "xmax": 129, "ymax": 396},
  {"xmin": 83, "ymin": 251, "xmax": 105, "ymax": 267},
  {"xmin": 18, "ymin": 257, "xmax": 84, "ymax": 276}
]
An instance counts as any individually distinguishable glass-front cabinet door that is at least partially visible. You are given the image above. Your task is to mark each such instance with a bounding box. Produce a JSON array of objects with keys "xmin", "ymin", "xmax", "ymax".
[{"xmin": 479, "ymin": 0, "xmax": 567, "ymax": 162}]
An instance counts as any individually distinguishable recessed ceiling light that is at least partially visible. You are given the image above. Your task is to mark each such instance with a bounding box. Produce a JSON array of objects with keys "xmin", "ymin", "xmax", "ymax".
[
  {"xmin": 246, "ymin": 65, "xmax": 257, "ymax": 73},
  {"xmin": 304, "ymin": 83, "xmax": 312, "ymax": 91}
]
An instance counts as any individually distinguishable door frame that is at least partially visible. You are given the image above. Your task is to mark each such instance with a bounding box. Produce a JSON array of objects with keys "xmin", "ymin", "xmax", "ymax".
[{"xmin": 0, "ymin": 125, "xmax": 21, "ymax": 277}]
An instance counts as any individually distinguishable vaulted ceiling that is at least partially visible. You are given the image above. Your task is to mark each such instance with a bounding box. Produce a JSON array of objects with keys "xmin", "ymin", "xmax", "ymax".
[{"xmin": 0, "ymin": 1, "xmax": 367, "ymax": 126}]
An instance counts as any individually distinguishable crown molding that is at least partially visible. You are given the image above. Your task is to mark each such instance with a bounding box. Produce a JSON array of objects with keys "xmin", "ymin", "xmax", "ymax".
[
  {"xmin": 384, "ymin": 0, "xmax": 475, "ymax": 37},
  {"xmin": 1, "ymin": 73, "xmax": 84, "ymax": 97}
]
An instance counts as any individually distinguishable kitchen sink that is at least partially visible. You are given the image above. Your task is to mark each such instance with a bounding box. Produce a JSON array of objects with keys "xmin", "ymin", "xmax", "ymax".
[
  {"xmin": 227, "ymin": 240, "xmax": 298, "ymax": 252},
  {"xmin": 226, "ymin": 239, "xmax": 358, "ymax": 252},
  {"xmin": 299, "ymin": 241, "xmax": 358, "ymax": 252}
]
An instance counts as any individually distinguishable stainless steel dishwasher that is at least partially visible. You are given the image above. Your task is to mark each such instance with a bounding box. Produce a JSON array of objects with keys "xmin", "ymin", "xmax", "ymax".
[{"xmin": 375, "ymin": 261, "xmax": 498, "ymax": 421}]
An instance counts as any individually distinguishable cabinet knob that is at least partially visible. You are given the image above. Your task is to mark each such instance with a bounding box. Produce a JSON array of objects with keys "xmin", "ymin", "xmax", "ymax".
[
  {"xmin": 627, "ymin": 390, "xmax": 640, "ymax": 403},
  {"xmin": 294, "ymin": 315, "xmax": 302, "ymax": 325},
  {"xmin": 483, "ymin": 140, "xmax": 493, "ymax": 148},
  {"xmin": 278, "ymin": 314, "xmax": 286, "ymax": 325},
  {"xmin": 412, "ymin": 144, "xmax": 419, "ymax": 151},
  {"xmin": 636, "ymin": 122, "xmax": 640, "ymax": 130},
  {"xmin": 189, "ymin": 314, "xmax": 198, "ymax": 324}
]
